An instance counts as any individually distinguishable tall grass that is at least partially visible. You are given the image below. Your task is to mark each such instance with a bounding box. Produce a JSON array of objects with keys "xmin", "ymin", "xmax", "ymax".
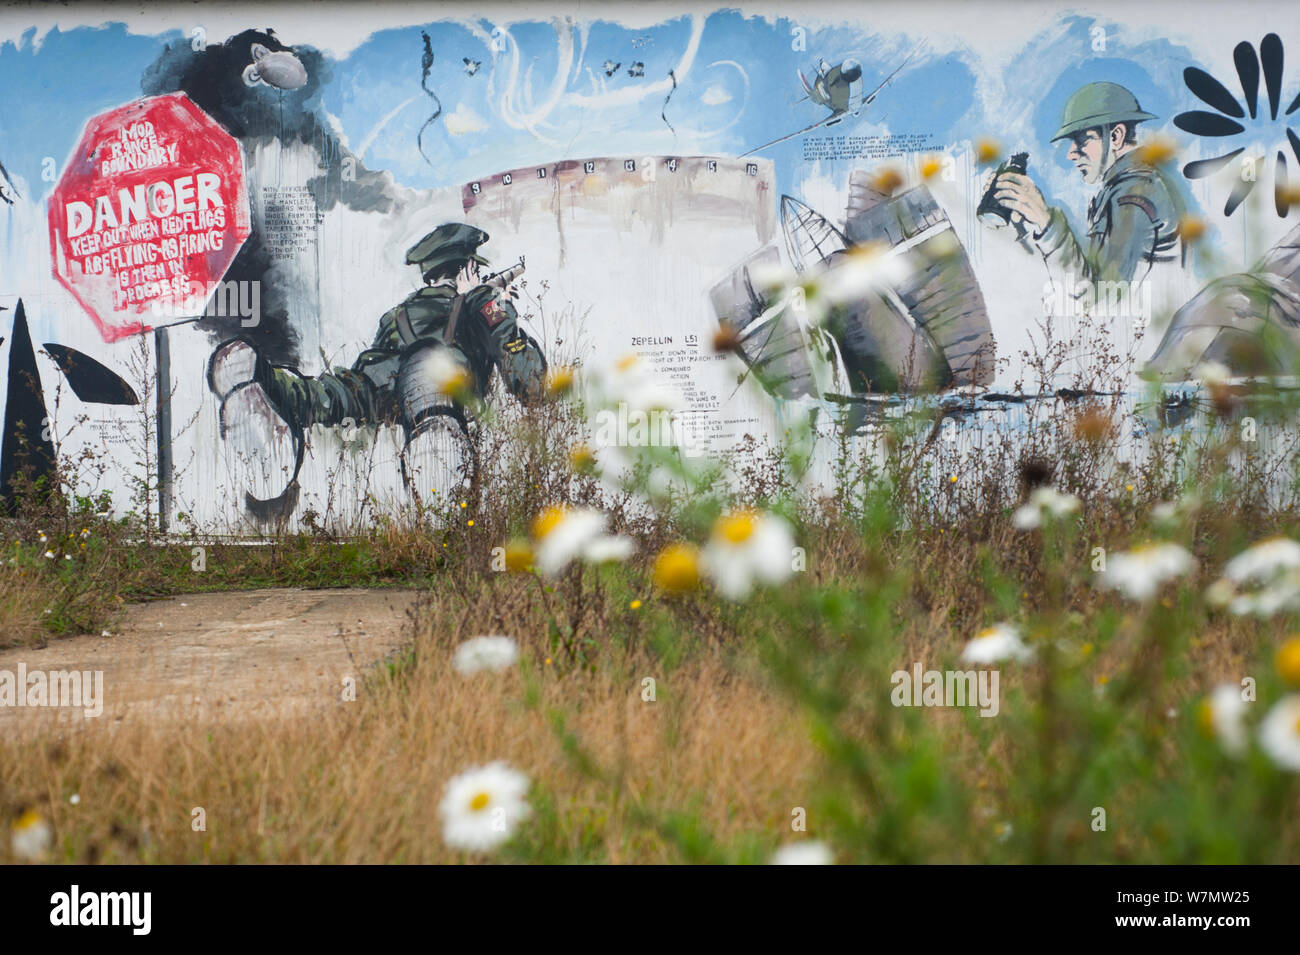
[{"xmin": 3, "ymin": 350, "xmax": 1300, "ymax": 862}]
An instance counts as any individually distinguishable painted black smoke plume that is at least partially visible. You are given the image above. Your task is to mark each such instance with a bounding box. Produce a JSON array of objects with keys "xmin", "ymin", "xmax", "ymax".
[
  {"xmin": 139, "ymin": 29, "xmax": 400, "ymax": 366},
  {"xmin": 417, "ymin": 31, "xmax": 442, "ymax": 167}
]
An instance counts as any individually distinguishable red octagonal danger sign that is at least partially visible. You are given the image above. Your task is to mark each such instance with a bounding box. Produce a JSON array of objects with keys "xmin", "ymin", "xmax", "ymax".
[{"xmin": 48, "ymin": 92, "xmax": 251, "ymax": 342}]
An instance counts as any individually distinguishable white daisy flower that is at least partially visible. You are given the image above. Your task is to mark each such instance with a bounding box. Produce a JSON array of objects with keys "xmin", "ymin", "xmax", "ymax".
[
  {"xmin": 531, "ymin": 506, "xmax": 633, "ymax": 577},
  {"xmin": 1258, "ymin": 694, "xmax": 1300, "ymax": 772},
  {"xmin": 1011, "ymin": 487, "xmax": 1080, "ymax": 530},
  {"xmin": 961, "ymin": 623, "xmax": 1034, "ymax": 663},
  {"xmin": 604, "ymin": 354, "xmax": 683, "ymax": 413},
  {"xmin": 771, "ymin": 840, "xmax": 833, "ymax": 865},
  {"xmin": 1151, "ymin": 501, "xmax": 1178, "ymax": 524},
  {"xmin": 424, "ymin": 348, "xmax": 473, "ymax": 398},
  {"xmin": 1204, "ymin": 577, "xmax": 1236, "ymax": 608},
  {"xmin": 700, "ymin": 509, "xmax": 795, "ymax": 600},
  {"xmin": 1199, "ymin": 683, "xmax": 1248, "ymax": 755},
  {"xmin": 1223, "ymin": 537, "xmax": 1300, "ymax": 585},
  {"xmin": 1212, "ymin": 539, "xmax": 1300, "ymax": 617},
  {"xmin": 1095, "ymin": 543, "xmax": 1194, "ymax": 601},
  {"xmin": 757, "ymin": 247, "xmax": 906, "ymax": 326},
  {"xmin": 748, "ymin": 260, "xmax": 798, "ymax": 296},
  {"xmin": 10, "ymin": 810, "xmax": 52, "ymax": 861},
  {"xmin": 582, "ymin": 535, "xmax": 635, "ymax": 564},
  {"xmin": 1152, "ymin": 493, "xmax": 1199, "ymax": 527},
  {"xmin": 453, "ymin": 636, "xmax": 520, "ymax": 675},
  {"xmin": 818, "ymin": 243, "xmax": 909, "ymax": 306},
  {"xmin": 1193, "ymin": 360, "xmax": 1232, "ymax": 387},
  {"xmin": 438, "ymin": 762, "xmax": 531, "ymax": 852},
  {"xmin": 1226, "ymin": 574, "xmax": 1300, "ymax": 618}
]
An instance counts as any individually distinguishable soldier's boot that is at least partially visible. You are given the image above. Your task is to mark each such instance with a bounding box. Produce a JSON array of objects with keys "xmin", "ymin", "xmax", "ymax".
[
  {"xmin": 399, "ymin": 408, "xmax": 475, "ymax": 514},
  {"xmin": 394, "ymin": 343, "xmax": 477, "ymax": 512},
  {"xmin": 207, "ymin": 339, "xmax": 304, "ymax": 504}
]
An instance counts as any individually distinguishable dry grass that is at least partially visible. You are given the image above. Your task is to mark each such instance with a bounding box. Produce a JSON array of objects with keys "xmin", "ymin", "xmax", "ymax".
[
  {"xmin": 0, "ymin": 620, "xmax": 814, "ymax": 863},
  {"xmin": 4, "ymin": 364, "xmax": 1300, "ymax": 862}
]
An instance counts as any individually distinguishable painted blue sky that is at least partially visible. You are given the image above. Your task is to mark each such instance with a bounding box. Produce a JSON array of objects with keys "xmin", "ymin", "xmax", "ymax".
[{"xmin": 0, "ymin": 10, "xmax": 1251, "ymax": 226}]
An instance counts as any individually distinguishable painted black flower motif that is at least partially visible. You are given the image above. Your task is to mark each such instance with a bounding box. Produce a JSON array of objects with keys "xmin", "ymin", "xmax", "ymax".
[{"xmin": 1176, "ymin": 33, "xmax": 1300, "ymax": 217}]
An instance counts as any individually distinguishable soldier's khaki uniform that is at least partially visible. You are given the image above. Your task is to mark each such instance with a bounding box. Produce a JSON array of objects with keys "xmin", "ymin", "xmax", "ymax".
[
  {"xmin": 1029, "ymin": 149, "xmax": 1186, "ymax": 286},
  {"xmin": 245, "ymin": 223, "xmax": 545, "ymax": 434},
  {"xmin": 260, "ymin": 281, "xmax": 544, "ymax": 431}
]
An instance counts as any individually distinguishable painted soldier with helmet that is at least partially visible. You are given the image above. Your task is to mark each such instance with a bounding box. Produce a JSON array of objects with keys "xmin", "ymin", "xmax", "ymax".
[
  {"xmin": 207, "ymin": 223, "xmax": 546, "ymax": 504},
  {"xmin": 990, "ymin": 81, "xmax": 1187, "ymax": 286}
]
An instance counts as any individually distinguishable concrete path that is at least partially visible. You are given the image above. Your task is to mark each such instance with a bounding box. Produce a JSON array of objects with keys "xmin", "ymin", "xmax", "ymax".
[{"xmin": 0, "ymin": 588, "xmax": 421, "ymax": 729}]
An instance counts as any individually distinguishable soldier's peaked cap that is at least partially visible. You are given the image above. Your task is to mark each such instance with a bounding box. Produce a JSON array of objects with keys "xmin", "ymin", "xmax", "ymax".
[{"xmin": 406, "ymin": 223, "xmax": 490, "ymax": 275}]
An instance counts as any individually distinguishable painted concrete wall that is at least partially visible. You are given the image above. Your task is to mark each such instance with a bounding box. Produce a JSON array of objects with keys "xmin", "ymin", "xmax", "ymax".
[{"xmin": 1, "ymin": 2, "xmax": 1297, "ymax": 531}]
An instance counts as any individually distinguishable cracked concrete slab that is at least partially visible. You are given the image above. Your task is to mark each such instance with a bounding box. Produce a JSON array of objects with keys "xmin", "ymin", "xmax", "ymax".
[{"xmin": 0, "ymin": 588, "xmax": 421, "ymax": 730}]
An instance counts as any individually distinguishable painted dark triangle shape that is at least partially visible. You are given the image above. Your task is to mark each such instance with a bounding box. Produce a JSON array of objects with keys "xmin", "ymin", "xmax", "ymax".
[
  {"xmin": 1174, "ymin": 111, "xmax": 1245, "ymax": 137},
  {"xmin": 1275, "ymin": 151, "xmax": 1290, "ymax": 218},
  {"xmin": 1183, "ymin": 147, "xmax": 1244, "ymax": 179},
  {"xmin": 1261, "ymin": 33, "xmax": 1284, "ymax": 120},
  {"xmin": 1184, "ymin": 67, "xmax": 1245, "ymax": 118},
  {"xmin": 1224, "ymin": 171, "xmax": 1256, "ymax": 216},
  {"xmin": 42, "ymin": 343, "xmax": 139, "ymax": 405},
  {"xmin": 1235, "ymin": 40, "xmax": 1260, "ymax": 119},
  {"xmin": 1, "ymin": 300, "xmax": 57, "ymax": 511}
]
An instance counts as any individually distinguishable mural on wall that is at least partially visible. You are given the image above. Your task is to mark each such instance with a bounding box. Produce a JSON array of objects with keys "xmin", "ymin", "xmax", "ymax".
[{"xmin": 1, "ymin": 3, "xmax": 1298, "ymax": 530}]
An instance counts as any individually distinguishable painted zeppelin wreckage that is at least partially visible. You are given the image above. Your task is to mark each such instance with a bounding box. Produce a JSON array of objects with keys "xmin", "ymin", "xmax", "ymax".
[{"xmin": 710, "ymin": 170, "xmax": 996, "ymax": 415}]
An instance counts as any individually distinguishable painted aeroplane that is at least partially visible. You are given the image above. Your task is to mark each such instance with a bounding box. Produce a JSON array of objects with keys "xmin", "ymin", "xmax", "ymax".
[
  {"xmin": 800, "ymin": 58, "xmax": 865, "ymax": 122},
  {"xmin": 740, "ymin": 46, "xmax": 922, "ymax": 157}
]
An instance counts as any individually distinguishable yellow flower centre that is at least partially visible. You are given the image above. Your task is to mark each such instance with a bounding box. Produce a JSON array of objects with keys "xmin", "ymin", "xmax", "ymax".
[
  {"xmin": 569, "ymin": 444, "xmax": 596, "ymax": 471},
  {"xmin": 716, "ymin": 511, "xmax": 757, "ymax": 545},
  {"xmin": 470, "ymin": 792, "xmax": 490, "ymax": 811},
  {"xmin": 615, "ymin": 354, "xmax": 639, "ymax": 372},
  {"xmin": 1136, "ymin": 136, "xmax": 1177, "ymax": 165},
  {"xmin": 919, "ymin": 155, "xmax": 942, "ymax": 179},
  {"xmin": 15, "ymin": 809, "xmax": 41, "ymax": 831},
  {"xmin": 870, "ymin": 168, "xmax": 903, "ymax": 195},
  {"xmin": 1177, "ymin": 216, "xmax": 1206, "ymax": 243},
  {"xmin": 504, "ymin": 540, "xmax": 534, "ymax": 573},
  {"xmin": 975, "ymin": 138, "xmax": 1001, "ymax": 164},
  {"xmin": 653, "ymin": 544, "xmax": 700, "ymax": 593},
  {"xmin": 532, "ymin": 506, "xmax": 566, "ymax": 540},
  {"xmin": 1276, "ymin": 638, "xmax": 1300, "ymax": 687},
  {"xmin": 1196, "ymin": 700, "xmax": 1216, "ymax": 736},
  {"xmin": 439, "ymin": 367, "xmax": 472, "ymax": 395},
  {"xmin": 546, "ymin": 366, "xmax": 576, "ymax": 396}
]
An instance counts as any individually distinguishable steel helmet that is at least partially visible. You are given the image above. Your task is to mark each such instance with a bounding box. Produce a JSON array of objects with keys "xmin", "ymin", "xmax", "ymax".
[{"xmin": 1050, "ymin": 82, "xmax": 1157, "ymax": 142}]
